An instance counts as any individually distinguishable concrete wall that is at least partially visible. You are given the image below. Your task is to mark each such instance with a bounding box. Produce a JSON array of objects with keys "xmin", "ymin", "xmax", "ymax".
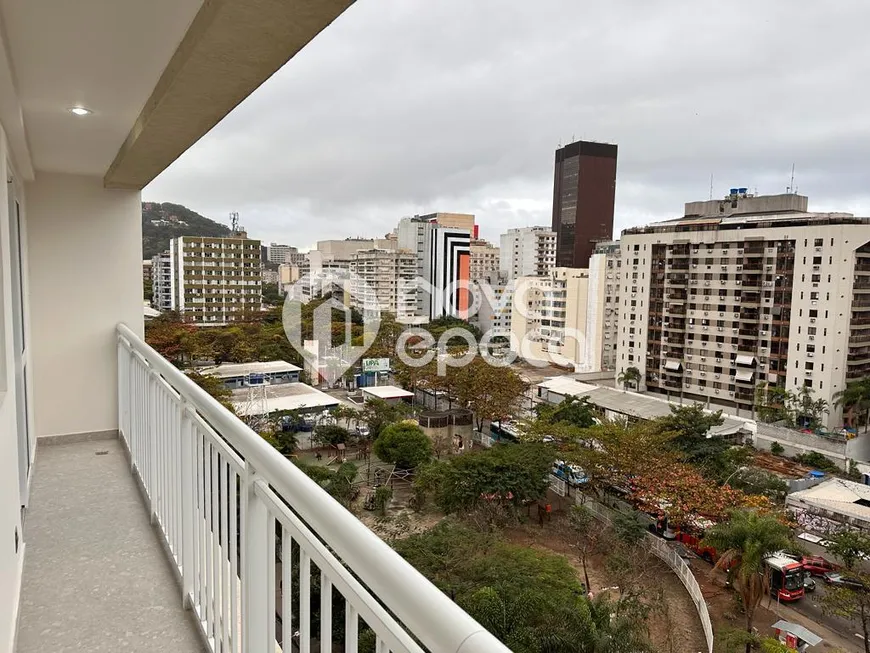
[
  {"xmin": 26, "ymin": 173, "xmax": 143, "ymax": 438},
  {"xmin": 0, "ymin": 125, "xmax": 26, "ymax": 653},
  {"xmin": 753, "ymin": 423, "xmax": 849, "ymax": 469}
]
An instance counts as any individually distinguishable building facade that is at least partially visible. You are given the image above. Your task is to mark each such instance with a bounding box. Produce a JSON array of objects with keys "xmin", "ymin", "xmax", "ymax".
[
  {"xmin": 552, "ymin": 140, "xmax": 618, "ymax": 268},
  {"xmin": 618, "ymin": 190, "xmax": 870, "ymax": 428},
  {"xmin": 510, "ymin": 268, "xmax": 590, "ymax": 369},
  {"xmin": 470, "ymin": 241, "xmax": 500, "ymax": 282},
  {"xmin": 397, "ymin": 216, "xmax": 472, "ymax": 320},
  {"xmin": 349, "ymin": 248, "xmax": 418, "ymax": 319},
  {"xmin": 264, "ymin": 242, "xmax": 299, "ymax": 264},
  {"xmin": 499, "ymin": 226, "xmax": 557, "ymax": 279},
  {"xmin": 583, "ymin": 240, "xmax": 621, "ymax": 372},
  {"xmin": 151, "ymin": 250, "xmax": 174, "ymax": 312},
  {"xmin": 155, "ymin": 235, "xmax": 262, "ymax": 324}
]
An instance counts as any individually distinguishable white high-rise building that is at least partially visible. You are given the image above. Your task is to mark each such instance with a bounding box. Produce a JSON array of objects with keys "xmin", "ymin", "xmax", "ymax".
[
  {"xmin": 500, "ymin": 226, "xmax": 557, "ymax": 279},
  {"xmin": 583, "ymin": 241, "xmax": 622, "ymax": 372},
  {"xmin": 264, "ymin": 242, "xmax": 298, "ymax": 264},
  {"xmin": 618, "ymin": 190, "xmax": 870, "ymax": 428},
  {"xmin": 349, "ymin": 248, "xmax": 418, "ymax": 320}
]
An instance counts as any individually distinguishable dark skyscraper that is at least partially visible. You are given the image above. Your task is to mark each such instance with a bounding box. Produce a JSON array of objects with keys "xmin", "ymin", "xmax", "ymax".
[{"xmin": 551, "ymin": 140, "xmax": 618, "ymax": 268}]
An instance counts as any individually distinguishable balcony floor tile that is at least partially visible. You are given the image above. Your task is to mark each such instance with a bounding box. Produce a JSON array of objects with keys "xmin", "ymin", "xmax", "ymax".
[{"xmin": 16, "ymin": 437, "xmax": 205, "ymax": 652}]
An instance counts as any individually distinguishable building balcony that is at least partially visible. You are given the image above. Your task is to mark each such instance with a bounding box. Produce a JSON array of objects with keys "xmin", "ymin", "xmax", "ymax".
[{"xmin": 13, "ymin": 326, "xmax": 508, "ymax": 653}]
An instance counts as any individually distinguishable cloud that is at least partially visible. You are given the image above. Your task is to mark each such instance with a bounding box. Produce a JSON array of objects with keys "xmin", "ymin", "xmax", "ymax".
[{"xmin": 144, "ymin": 0, "xmax": 870, "ymax": 248}]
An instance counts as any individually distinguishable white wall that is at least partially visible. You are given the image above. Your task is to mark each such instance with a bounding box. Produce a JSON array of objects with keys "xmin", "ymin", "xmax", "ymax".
[
  {"xmin": 26, "ymin": 173, "xmax": 142, "ymax": 438},
  {"xmin": 0, "ymin": 127, "xmax": 25, "ymax": 653}
]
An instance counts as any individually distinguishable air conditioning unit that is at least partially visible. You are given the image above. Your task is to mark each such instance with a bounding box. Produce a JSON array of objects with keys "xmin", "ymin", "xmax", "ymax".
[
  {"xmin": 736, "ymin": 280, "xmax": 742, "ymax": 285},
  {"xmin": 692, "ymin": 264, "xmax": 698, "ymax": 269},
  {"xmin": 715, "ymin": 374, "xmax": 721, "ymax": 379},
  {"xmin": 766, "ymin": 265, "xmax": 773, "ymax": 271},
  {"xmin": 716, "ymin": 357, "xmax": 722, "ymax": 362},
  {"xmin": 737, "ymin": 266, "xmax": 743, "ymax": 271},
  {"xmin": 704, "ymin": 311, "xmax": 709, "ymax": 316},
  {"xmin": 809, "ymin": 335, "xmax": 815, "ymax": 341},
  {"xmin": 730, "ymin": 391, "xmax": 735, "ymax": 397},
  {"xmin": 810, "ymin": 318, "xmax": 816, "ymax": 323},
  {"xmin": 734, "ymin": 313, "xmax": 740, "ymax": 318},
  {"xmin": 807, "ymin": 352, "xmax": 814, "ymax": 358},
  {"xmin": 813, "ymin": 265, "xmax": 820, "ymax": 271},
  {"xmin": 703, "ymin": 326, "xmax": 709, "ymax": 330},
  {"xmin": 717, "ymin": 327, "xmax": 724, "ymax": 332},
  {"xmin": 720, "ymin": 280, "xmax": 727, "ymax": 285},
  {"xmin": 700, "ymin": 371, "xmax": 706, "ymax": 376},
  {"xmin": 737, "ymin": 249, "xmax": 744, "ymax": 255},
  {"xmin": 806, "ymin": 371, "xmax": 813, "ymax": 376},
  {"xmin": 715, "ymin": 389, "xmax": 720, "ymax": 394},
  {"xmin": 719, "ymin": 312, "xmax": 725, "ymax": 317},
  {"xmin": 721, "ymin": 266, "xmax": 728, "ymax": 271},
  {"xmin": 761, "ymin": 330, "xmax": 769, "ymax": 336}
]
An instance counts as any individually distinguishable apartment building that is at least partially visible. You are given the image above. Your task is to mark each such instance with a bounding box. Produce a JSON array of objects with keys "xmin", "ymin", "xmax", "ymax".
[
  {"xmin": 618, "ymin": 190, "xmax": 870, "ymax": 428},
  {"xmin": 263, "ymin": 242, "xmax": 299, "ymax": 264},
  {"xmin": 157, "ymin": 235, "xmax": 263, "ymax": 324},
  {"xmin": 510, "ymin": 268, "xmax": 590, "ymax": 369},
  {"xmin": 349, "ymin": 248, "xmax": 418, "ymax": 319},
  {"xmin": 470, "ymin": 241, "xmax": 500, "ymax": 282},
  {"xmin": 397, "ymin": 216, "xmax": 472, "ymax": 320},
  {"xmin": 151, "ymin": 250, "xmax": 174, "ymax": 312},
  {"xmin": 500, "ymin": 226, "xmax": 557, "ymax": 279},
  {"xmin": 474, "ymin": 272, "xmax": 513, "ymax": 338},
  {"xmin": 583, "ymin": 241, "xmax": 622, "ymax": 372},
  {"xmin": 552, "ymin": 140, "xmax": 618, "ymax": 268}
]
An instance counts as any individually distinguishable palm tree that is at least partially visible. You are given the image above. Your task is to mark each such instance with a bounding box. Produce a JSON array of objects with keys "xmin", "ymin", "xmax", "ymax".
[
  {"xmin": 834, "ymin": 379, "xmax": 870, "ymax": 432},
  {"xmin": 616, "ymin": 366, "xmax": 642, "ymax": 393},
  {"xmin": 702, "ymin": 510, "xmax": 792, "ymax": 653}
]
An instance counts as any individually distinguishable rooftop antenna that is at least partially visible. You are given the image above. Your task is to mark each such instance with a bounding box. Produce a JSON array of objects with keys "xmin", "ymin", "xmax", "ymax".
[
  {"xmin": 230, "ymin": 211, "xmax": 240, "ymax": 235},
  {"xmin": 709, "ymin": 174, "xmax": 713, "ymax": 200},
  {"xmin": 786, "ymin": 164, "xmax": 796, "ymax": 194}
]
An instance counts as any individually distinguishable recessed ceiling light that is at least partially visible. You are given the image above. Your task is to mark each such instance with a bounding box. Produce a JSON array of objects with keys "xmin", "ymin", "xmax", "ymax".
[{"xmin": 69, "ymin": 106, "xmax": 92, "ymax": 116}]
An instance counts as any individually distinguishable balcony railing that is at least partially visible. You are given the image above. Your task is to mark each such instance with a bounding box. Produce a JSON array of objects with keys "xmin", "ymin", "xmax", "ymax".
[{"xmin": 117, "ymin": 324, "xmax": 506, "ymax": 653}]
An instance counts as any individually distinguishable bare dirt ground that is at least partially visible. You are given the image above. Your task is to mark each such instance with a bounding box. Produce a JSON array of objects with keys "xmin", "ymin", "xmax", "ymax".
[{"xmin": 503, "ymin": 517, "xmax": 708, "ymax": 653}]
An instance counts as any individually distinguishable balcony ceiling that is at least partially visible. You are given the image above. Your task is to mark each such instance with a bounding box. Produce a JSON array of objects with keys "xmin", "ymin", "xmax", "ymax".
[
  {"xmin": 0, "ymin": 0, "xmax": 354, "ymax": 189},
  {"xmin": 0, "ymin": 0, "xmax": 203, "ymax": 179}
]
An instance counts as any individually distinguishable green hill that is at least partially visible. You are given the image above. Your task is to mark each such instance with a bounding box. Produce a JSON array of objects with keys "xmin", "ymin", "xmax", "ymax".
[{"xmin": 142, "ymin": 202, "xmax": 233, "ymax": 259}]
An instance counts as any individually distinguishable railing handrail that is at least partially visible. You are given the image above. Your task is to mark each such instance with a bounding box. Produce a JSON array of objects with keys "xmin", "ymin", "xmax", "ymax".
[{"xmin": 117, "ymin": 323, "xmax": 509, "ymax": 653}]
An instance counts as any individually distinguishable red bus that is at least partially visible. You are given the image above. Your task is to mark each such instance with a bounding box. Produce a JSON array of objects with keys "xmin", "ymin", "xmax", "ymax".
[{"xmin": 765, "ymin": 554, "xmax": 805, "ymax": 602}]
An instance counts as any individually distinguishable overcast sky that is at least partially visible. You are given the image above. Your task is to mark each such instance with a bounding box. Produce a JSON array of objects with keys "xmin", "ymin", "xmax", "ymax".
[{"xmin": 143, "ymin": 0, "xmax": 870, "ymax": 250}]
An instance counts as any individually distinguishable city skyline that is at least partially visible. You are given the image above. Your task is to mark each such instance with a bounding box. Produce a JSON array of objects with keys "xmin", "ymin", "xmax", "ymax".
[{"xmin": 142, "ymin": 0, "xmax": 870, "ymax": 247}]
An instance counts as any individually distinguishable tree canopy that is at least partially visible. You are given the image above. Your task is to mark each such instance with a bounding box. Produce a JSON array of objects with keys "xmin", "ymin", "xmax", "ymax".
[
  {"xmin": 373, "ymin": 422, "xmax": 433, "ymax": 469},
  {"xmin": 415, "ymin": 442, "xmax": 555, "ymax": 513},
  {"xmin": 393, "ymin": 521, "xmax": 654, "ymax": 653}
]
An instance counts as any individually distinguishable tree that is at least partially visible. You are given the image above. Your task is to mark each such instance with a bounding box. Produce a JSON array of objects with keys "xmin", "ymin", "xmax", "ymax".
[
  {"xmin": 616, "ymin": 366, "xmax": 642, "ymax": 392},
  {"xmin": 821, "ymin": 530, "xmax": 870, "ymax": 653},
  {"xmin": 187, "ymin": 371, "xmax": 236, "ymax": 413},
  {"xmin": 659, "ymin": 403, "xmax": 727, "ymax": 464},
  {"xmin": 535, "ymin": 395, "xmax": 598, "ymax": 429},
  {"xmin": 834, "ymin": 379, "xmax": 870, "ymax": 432},
  {"xmin": 373, "ymin": 422, "xmax": 433, "ymax": 469},
  {"xmin": 453, "ymin": 357, "xmax": 528, "ymax": 432},
  {"xmin": 423, "ymin": 443, "xmax": 555, "ymax": 514},
  {"xmin": 702, "ymin": 510, "xmax": 792, "ymax": 653},
  {"xmin": 393, "ymin": 521, "xmax": 654, "ymax": 652},
  {"xmin": 313, "ymin": 424, "xmax": 350, "ymax": 447},
  {"xmin": 360, "ymin": 398, "xmax": 411, "ymax": 440},
  {"xmin": 566, "ymin": 505, "xmax": 601, "ymax": 591}
]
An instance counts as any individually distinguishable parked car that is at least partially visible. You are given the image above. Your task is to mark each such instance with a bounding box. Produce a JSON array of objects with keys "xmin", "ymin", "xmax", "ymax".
[
  {"xmin": 356, "ymin": 426, "xmax": 370, "ymax": 438},
  {"xmin": 824, "ymin": 572, "xmax": 866, "ymax": 591},
  {"xmin": 802, "ymin": 555, "xmax": 837, "ymax": 576}
]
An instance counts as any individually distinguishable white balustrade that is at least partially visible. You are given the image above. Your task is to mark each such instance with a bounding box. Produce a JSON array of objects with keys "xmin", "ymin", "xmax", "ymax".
[{"xmin": 117, "ymin": 324, "xmax": 508, "ymax": 653}]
